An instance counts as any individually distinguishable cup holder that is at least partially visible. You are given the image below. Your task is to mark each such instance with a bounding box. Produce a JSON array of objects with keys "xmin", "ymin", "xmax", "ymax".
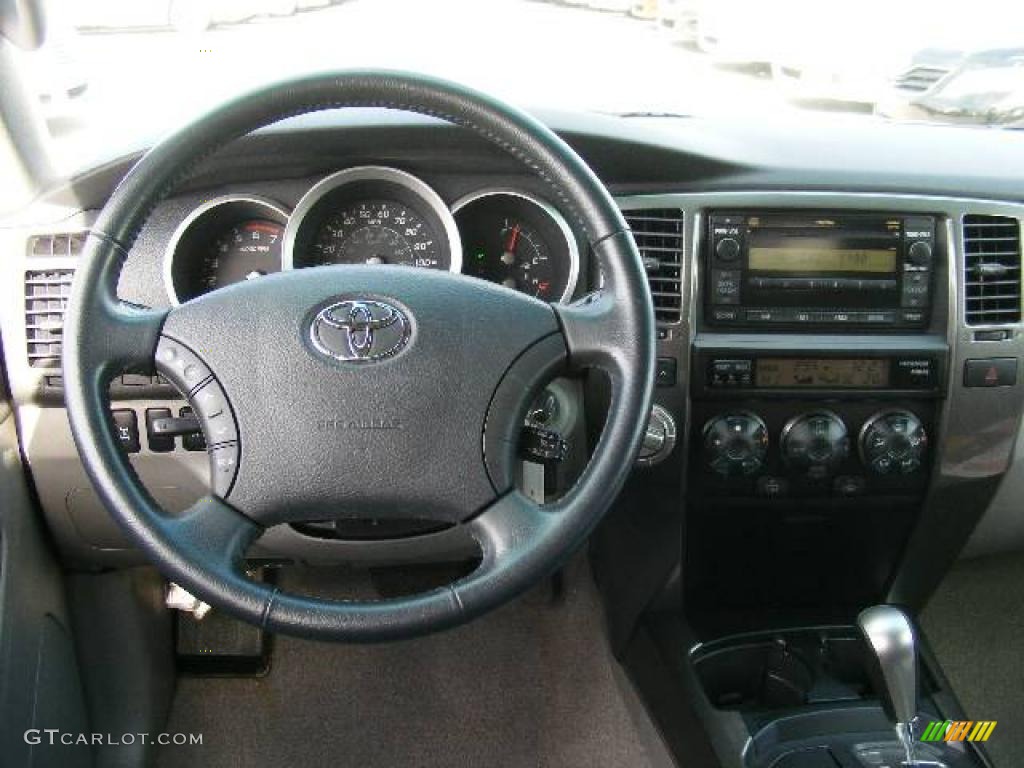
[{"xmin": 692, "ymin": 631, "xmax": 873, "ymax": 711}]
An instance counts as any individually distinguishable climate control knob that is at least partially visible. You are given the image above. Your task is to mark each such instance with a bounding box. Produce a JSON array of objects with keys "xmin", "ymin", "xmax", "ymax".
[
  {"xmin": 859, "ymin": 410, "xmax": 928, "ymax": 475},
  {"xmin": 703, "ymin": 412, "xmax": 769, "ymax": 476},
  {"xmin": 781, "ymin": 411, "xmax": 849, "ymax": 477}
]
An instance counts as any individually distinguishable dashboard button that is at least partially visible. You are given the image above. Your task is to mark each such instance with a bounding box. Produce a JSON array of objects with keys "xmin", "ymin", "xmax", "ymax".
[
  {"xmin": 834, "ymin": 475, "xmax": 866, "ymax": 496},
  {"xmin": 655, "ymin": 357, "xmax": 677, "ymax": 387},
  {"xmin": 712, "ymin": 269, "xmax": 741, "ymax": 305},
  {"xmin": 111, "ymin": 409, "xmax": 140, "ymax": 454},
  {"xmin": 756, "ymin": 475, "xmax": 788, "ymax": 498},
  {"xmin": 964, "ymin": 358, "xmax": 1018, "ymax": 388}
]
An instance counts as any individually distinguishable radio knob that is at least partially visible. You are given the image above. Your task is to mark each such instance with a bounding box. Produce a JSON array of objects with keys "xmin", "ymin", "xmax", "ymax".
[
  {"xmin": 781, "ymin": 411, "xmax": 849, "ymax": 477},
  {"xmin": 907, "ymin": 241, "xmax": 933, "ymax": 267},
  {"xmin": 703, "ymin": 412, "xmax": 768, "ymax": 476},
  {"xmin": 715, "ymin": 237, "xmax": 741, "ymax": 262},
  {"xmin": 859, "ymin": 410, "xmax": 927, "ymax": 475}
]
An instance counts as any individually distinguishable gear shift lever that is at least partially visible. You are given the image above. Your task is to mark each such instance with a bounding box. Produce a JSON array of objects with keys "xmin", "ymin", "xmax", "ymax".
[{"xmin": 857, "ymin": 605, "xmax": 919, "ymax": 764}]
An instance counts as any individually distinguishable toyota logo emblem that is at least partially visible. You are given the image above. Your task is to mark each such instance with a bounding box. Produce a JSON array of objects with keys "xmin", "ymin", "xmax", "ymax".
[{"xmin": 310, "ymin": 299, "xmax": 411, "ymax": 362}]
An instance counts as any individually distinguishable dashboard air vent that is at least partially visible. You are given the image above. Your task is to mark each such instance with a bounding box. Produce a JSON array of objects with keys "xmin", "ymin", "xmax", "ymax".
[
  {"xmin": 25, "ymin": 269, "xmax": 75, "ymax": 368},
  {"xmin": 964, "ymin": 215, "xmax": 1022, "ymax": 326},
  {"xmin": 893, "ymin": 66, "xmax": 949, "ymax": 92},
  {"xmin": 624, "ymin": 208, "xmax": 684, "ymax": 324},
  {"xmin": 27, "ymin": 231, "xmax": 87, "ymax": 257}
]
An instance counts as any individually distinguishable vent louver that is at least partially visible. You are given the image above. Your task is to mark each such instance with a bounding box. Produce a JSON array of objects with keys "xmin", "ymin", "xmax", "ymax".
[
  {"xmin": 623, "ymin": 208, "xmax": 684, "ymax": 324},
  {"xmin": 25, "ymin": 269, "xmax": 75, "ymax": 368},
  {"xmin": 964, "ymin": 215, "xmax": 1022, "ymax": 326},
  {"xmin": 27, "ymin": 231, "xmax": 86, "ymax": 257}
]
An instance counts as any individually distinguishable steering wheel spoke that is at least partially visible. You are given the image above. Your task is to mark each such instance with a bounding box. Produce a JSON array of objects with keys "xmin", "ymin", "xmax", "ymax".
[{"xmin": 163, "ymin": 494, "xmax": 264, "ymax": 574}]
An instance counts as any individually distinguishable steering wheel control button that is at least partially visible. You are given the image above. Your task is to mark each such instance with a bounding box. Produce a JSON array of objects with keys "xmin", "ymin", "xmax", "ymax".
[
  {"xmin": 111, "ymin": 409, "xmax": 140, "ymax": 454},
  {"xmin": 208, "ymin": 443, "xmax": 239, "ymax": 497},
  {"xmin": 703, "ymin": 412, "xmax": 768, "ymax": 476},
  {"xmin": 156, "ymin": 337, "xmax": 212, "ymax": 394},
  {"xmin": 191, "ymin": 381, "xmax": 238, "ymax": 446},
  {"xmin": 859, "ymin": 411, "xmax": 928, "ymax": 476},
  {"xmin": 964, "ymin": 357, "xmax": 1018, "ymax": 388},
  {"xmin": 781, "ymin": 411, "xmax": 849, "ymax": 477},
  {"xmin": 145, "ymin": 408, "xmax": 175, "ymax": 452}
]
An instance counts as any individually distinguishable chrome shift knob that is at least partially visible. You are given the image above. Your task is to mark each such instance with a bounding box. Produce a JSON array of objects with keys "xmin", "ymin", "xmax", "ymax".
[{"xmin": 857, "ymin": 605, "xmax": 918, "ymax": 726}]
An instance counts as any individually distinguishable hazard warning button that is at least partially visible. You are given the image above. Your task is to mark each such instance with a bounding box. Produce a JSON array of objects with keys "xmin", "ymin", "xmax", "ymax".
[{"xmin": 964, "ymin": 358, "xmax": 1018, "ymax": 388}]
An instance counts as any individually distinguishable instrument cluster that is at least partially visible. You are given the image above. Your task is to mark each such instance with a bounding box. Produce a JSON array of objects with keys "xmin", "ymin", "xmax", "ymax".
[{"xmin": 165, "ymin": 166, "xmax": 580, "ymax": 305}]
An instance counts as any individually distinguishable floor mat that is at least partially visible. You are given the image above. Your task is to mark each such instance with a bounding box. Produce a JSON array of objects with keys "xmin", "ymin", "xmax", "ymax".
[
  {"xmin": 921, "ymin": 551, "xmax": 1024, "ymax": 768},
  {"xmin": 156, "ymin": 559, "xmax": 663, "ymax": 768}
]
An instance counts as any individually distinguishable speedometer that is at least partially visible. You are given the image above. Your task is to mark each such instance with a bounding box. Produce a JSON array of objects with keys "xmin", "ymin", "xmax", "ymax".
[
  {"xmin": 311, "ymin": 200, "xmax": 443, "ymax": 268},
  {"xmin": 285, "ymin": 166, "xmax": 461, "ymax": 273}
]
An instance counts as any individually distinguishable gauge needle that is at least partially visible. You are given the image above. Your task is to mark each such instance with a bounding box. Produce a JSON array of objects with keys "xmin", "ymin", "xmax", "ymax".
[{"xmin": 501, "ymin": 224, "xmax": 520, "ymax": 266}]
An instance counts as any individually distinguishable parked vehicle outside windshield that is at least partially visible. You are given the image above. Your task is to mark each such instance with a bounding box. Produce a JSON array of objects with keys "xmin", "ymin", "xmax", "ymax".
[{"xmin": 13, "ymin": 0, "xmax": 1024, "ymax": 173}]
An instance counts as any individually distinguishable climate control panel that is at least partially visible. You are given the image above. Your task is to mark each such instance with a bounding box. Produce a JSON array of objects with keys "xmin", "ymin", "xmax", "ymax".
[{"xmin": 694, "ymin": 405, "xmax": 932, "ymax": 498}]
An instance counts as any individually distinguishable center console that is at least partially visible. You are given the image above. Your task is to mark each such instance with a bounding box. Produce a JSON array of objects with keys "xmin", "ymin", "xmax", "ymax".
[
  {"xmin": 606, "ymin": 198, "xmax": 1016, "ymax": 768},
  {"xmin": 686, "ymin": 209, "xmax": 950, "ymax": 634}
]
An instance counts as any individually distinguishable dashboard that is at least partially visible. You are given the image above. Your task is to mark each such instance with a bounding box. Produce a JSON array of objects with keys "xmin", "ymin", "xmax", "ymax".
[
  {"xmin": 164, "ymin": 165, "xmax": 580, "ymax": 306},
  {"xmin": 2, "ymin": 109, "xmax": 1024, "ymax": 627}
]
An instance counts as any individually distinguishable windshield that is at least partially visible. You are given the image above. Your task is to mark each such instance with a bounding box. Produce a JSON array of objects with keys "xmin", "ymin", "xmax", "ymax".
[{"xmin": 16, "ymin": 0, "xmax": 1024, "ymax": 172}]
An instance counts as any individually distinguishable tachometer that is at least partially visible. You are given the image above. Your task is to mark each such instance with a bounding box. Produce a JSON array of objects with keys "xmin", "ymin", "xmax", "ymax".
[
  {"xmin": 166, "ymin": 196, "xmax": 289, "ymax": 304},
  {"xmin": 285, "ymin": 166, "xmax": 461, "ymax": 273},
  {"xmin": 452, "ymin": 190, "xmax": 579, "ymax": 302}
]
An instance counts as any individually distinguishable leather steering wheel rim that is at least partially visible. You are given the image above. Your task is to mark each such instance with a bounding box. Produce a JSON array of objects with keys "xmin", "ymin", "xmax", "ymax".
[{"xmin": 64, "ymin": 71, "xmax": 656, "ymax": 642}]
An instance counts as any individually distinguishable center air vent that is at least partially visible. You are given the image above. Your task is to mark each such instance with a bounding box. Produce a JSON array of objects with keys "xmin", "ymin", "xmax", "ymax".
[
  {"xmin": 25, "ymin": 269, "xmax": 75, "ymax": 368},
  {"xmin": 623, "ymin": 208, "xmax": 684, "ymax": 324},
  {"xmin": 964, "ymin": 215, "xmax": 1022, "ymax": 326}
]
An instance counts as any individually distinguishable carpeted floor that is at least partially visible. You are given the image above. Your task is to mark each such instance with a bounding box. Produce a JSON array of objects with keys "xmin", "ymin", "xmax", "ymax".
[
  {"xmin": 921, "ymin": 551, "xmax": 1024, "ymax": 768},
  {"xmin": 156, "ymin": 558, "xmax": 664, "ymax": 768}
]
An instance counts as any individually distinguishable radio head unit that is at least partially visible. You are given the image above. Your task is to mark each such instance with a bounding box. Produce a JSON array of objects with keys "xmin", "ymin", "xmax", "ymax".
[{"xmin": 706, "ymin": 211, "xmax": 936, "ymax": 329}]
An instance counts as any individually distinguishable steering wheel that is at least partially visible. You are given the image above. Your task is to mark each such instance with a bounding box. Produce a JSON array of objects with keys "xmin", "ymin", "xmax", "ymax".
[{"xmin": 64, "ymin": 71, "xmax": 655, "ymax": 642}]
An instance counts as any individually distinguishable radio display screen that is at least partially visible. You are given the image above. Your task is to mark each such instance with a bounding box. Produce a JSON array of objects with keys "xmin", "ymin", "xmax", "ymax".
[
  {"xmin": 756, "ymin": 358, "xmax": 890, "ymax": 388},
  {"xmin": 748, "ymin": 245, "xmax": 897, "ymax": 274}
]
